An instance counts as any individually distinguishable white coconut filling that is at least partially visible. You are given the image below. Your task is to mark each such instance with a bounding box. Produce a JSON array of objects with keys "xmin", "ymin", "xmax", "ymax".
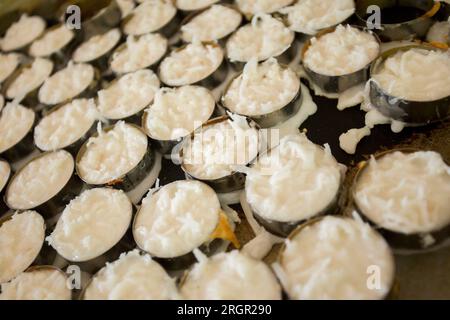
[
  {"xmin": 98, "ymin": 70, "xmax": 160, "ymax": 119},
  {"xmin": 0, "ymin": 53, "xmax": 20, "ymax": 83},
  {"xmin": 426, "ymin": 21, "xmax": 450, "ymax": 44},
  {"xmin": 77, "ymin": 122, "xmax": 148, "ymax": 185},
  {"xmin": 0, "ymin": 103, "xmax": 35, "ymax": 153},
  {"xmin": 372, "ymin": 48, "xmax": 450, "ymax": 101},
  {"xmin": 354, "ymin": 151, "xmax": 450, "ymax": 235},
  {"xmin": 304, "ymin": 25, "xmax": 379, "ymax": 76},
  {"xmin": 159, "ymin": 43, "xmax": 224, "ymax": 86},
  {"xmin": 182, "ymin": 116, "xmax": 259, "ymax": 180},
  {"xmin": 110, "ymin": 34, "xmax": 167, "ymax": 74},
  {"xmin": 29, "ymin": 25, "xmax": 74, "ymax": 57},
  {"xmin": 279, "ymin": 216, "xmax": 394, "ymax": 300},
  {"xmin": 0, "ymin": 161, "xmax": 10, "ymax": 193},
  {"xmin": 181, "ymin": 250, "xmax": 281, "ymax": 299},
  {"xmin": 0, "ymin": 15, "xmax": 46, "ymax": 51},
  {"xmin": 47, "ymin": 188, "xmax": 132, "ymax": 262},
  {"xmin": 73, "ymin": 29, "xmax": 121, "ymax": 63},
  {"xmin": 144, "ymin": 86, "xmax": 215, "ymax": 141},
  {"xmin": 117, "ymin": 0, "xmax": 135, "ymax": 18},
  {"xmin": 6, "ymin": 150, "xmax": 74, "ymax": 210},
  {"xmin": 34, "ymin": 99, "xmax": 98, "ymax": 151},
  {"xmin": 226, "ymin": 14, "xmax": 294, "ymax": 63},
  {"xmin": 246, "ymin": 134, "xmax": 341, "ymax": 223},
  {"xmin": 123, "ymin": 0, "xmax": 177, "ymax": 35},
  {"xmin": 176, "ymin": 0, "xmax": 219, "ymax": 11},
  {"xmin": 6, "ymin": 58, "xmax": 53, "ymax": 99},
  {"xmin": 83, "ymin": 250, "xmax": 178, "ymax": 300},
  {"xmin": 223, "ymin": 58, "xmax": 300, "ymax": 116},
  {"xmin": 0, "ymin": 268, "xmax": 71, "ymax": 300},
  {"xmin": 39, "ymin": 62, "xmax": 94, "ymax": 105},
  {"xmin": 236, "ymin": 0, "xmax": 294, "ymax": 16},
  {"xmin": 0, "ymin": 211, "xmax": 45, "ymax": 283},
  {"xmin": 280, "ymin": 0, "xmax": 355, "ymax": 35},
  {"xmin": 181, "ymin": 5, "xmax": 242, "ymax": 42},
  {"xmin": 134, "ymin": 180, "xmax": 220, "ymax": 258}
]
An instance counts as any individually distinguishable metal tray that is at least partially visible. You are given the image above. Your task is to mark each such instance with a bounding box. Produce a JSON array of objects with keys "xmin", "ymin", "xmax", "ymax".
[{"xmin": 1, "ymin": 0, "xmax": 449, "ymax": 300}]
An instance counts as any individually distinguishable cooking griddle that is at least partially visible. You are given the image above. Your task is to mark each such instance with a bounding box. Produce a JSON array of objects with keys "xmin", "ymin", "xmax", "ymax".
[
  {"xmin": 159, "ymin": 79, "xmax": 450, "ymax": 299},
  {"xmin": 1, "ymin": 0, "xmax": 450, "ymax": 300}
]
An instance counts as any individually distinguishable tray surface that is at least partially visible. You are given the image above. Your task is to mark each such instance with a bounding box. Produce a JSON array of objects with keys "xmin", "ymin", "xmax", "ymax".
[{"xmin": 1, "ymin": 0, "xmax": 449, "ymax": 299}]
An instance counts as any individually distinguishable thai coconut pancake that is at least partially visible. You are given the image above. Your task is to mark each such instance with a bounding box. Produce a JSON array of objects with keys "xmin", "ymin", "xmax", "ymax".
[
  {"xmin": 236, "ymin": 0, "xmax": 294, "ymax": 16},
  {"xmin": 280, "ymin": 0, "xmax": 355, "ymax": 35},
  {"xmin": 245, "ymin": 134, "xmax": 341, "ymax": 223},
  {"xmin": 143, "ymin": 85, "xmax": 215, "ymax": 141},
  {"xmin": 117, "ymin": 0, "xmax": 135, "ymax": 18},
  {"xmin": 159, "ymin": 42, "xmax": 224, "ymax": 86},
  {"xmin": 97, "ymin": 69, "xmax": 160, "ymax": 120},
  {"xmin": 0, "ymin": 160, "xmax": 10, "ymax": 193},
  {"xmin": 181, "ymin": 5, "xmax": 242, "ymax": 42},
  {"xmin": 175, "ymin": 0, "xmax": 220, "ymax": 11},
  {"xmin": 29, "ymin": 24, "xmax": 74, "ymax": 57},
  {"xmin": 0, "ymin": 267, "xmax": 71, "ymax": 300},
  {"xmin": 278, "ymin": 216, "xmax": 394, "ymax": 299},
  {"xmin": 38, "ymin": 62, "xmax": 95, "ymax": 105},
  {"xmin": 47, "ymin": 188, "xmax": 132, "ymax": 262},
  {"xmin": 77, "ymin": 122, "xmax": 148, "ymax": 185},
  {"xmin": 6, "ymin": 150, "xmax": 74, "ymax": 210},
  {"xmin": 222, "ymin": 58, "xmax": 300, "ymax": 116},
  {"xmin": 73, "ymin": 29, "xmax": 121, "ymax": 63},
  {"xmin": 0, "ymin": 103, "xmax": 35, "ymax": 154},
  {"xmin": 226, "ymin": 14, "xmax": 294, "ymax": 63},
  {"xmin": 0, "ymin": 211, "xmax": 45, "ymax": 283},
  {"xmin": 182, "ymin": 115, "xmax": 259, "ymax": 180},
  {"xmin": 181, "ymin": 251, "xmax": 281, "ymax": 299},
  {"xmin": 6, "ymin": 58, "xmax": 53, "ymax": 100},
  {"xmin": 123, "ymin": 0, "xmax": 177, "ymax": 36},
  {"xmin": 83, "ymin": 250, "xmax": 178, "ymax": 300},
  {"xmin": 354, "ymin": 151, "xmax": 450, "ymax": 235},
  {"xmin": 0, "ymin": 14, "xmax": 46, "ymax": 51},
  {"xmin": 34, "ymin": 99, "xmax": 98, "ymax": 151},
  {"xmin": 110, "ymin": 33, "xmax": 167, "ymax": 74},
  {"xmin": 133, "ymin": 180, "xmax": 220, "ymax": 258},
  {"xmin": 372, "ymin": 48, "xmax": 450, "ymax": 101},
  {"xmin": 0, "ymin": 53, "xmax": 20, "ymax": 83},
  {"xmin": 303, "ymin": 25, "xmax": 380, "ymax": 76}
]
